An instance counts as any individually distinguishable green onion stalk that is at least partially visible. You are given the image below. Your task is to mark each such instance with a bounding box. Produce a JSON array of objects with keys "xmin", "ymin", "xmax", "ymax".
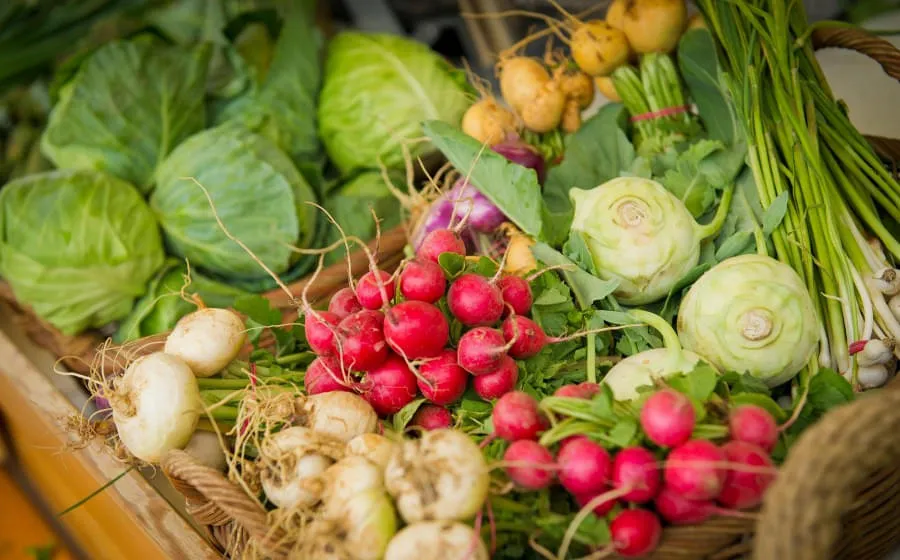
[{"xmin": 695, "ymin": 0, "xmax": 900, "ymax": 388}]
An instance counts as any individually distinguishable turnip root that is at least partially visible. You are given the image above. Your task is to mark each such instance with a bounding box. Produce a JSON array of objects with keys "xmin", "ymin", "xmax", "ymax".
[
  {"xmin": 322, "ymin": 456, "xmax": 385, "ymax": 516},
  {"xmin": 183, "ymin": 430, "xmax": 227, "ymax": 472},
  {"xmin": 384, "ymin": 429, "xmax": 490, "ymax": 523},
  {"xmin": 347, "ymin": 433, "xmax": 398, "ymax": 471},
  {"xmin": 498, "ymin": 57, "xmax": 551, "ymax": 113},
  {"xmin": 384, "ymin": 521, "xmax": 489, "ymax": 560},
  {"xmin": 520, "ymin": 81, "xmax": 567, "ymax": 133},
  {"xmin": 620, "ymin": 0, "xmax": 688, "ymax": 54},
  {"xmin": 259, "ymin": 427, "xmax": 339, "ymax": 509},
  {"xmin": 109, "ymin": 352, "xmax": 202, "ymax": 463},
  {"xmin": 571, "ymin": 20, "xmax": 631, "ymax": 77},
  {"xmin": 304, "ymin": 489, "xmax": 398, "ymax": 560},
  {"xmin": 298, "ymin": 391, "xmax": 378, "ymax": 442},
  {"xmin": 594, "ymin": 76, "xmax": 621, "ymax": 102},
  {"xmin": 502, "ymin": 225, "xmax": 538, "ymax": 276},
  {"xmin": 561, "ymin": 100, "xmax": 582, "ymax": 133},
  {"xmin": 461, "ymin": 98, "xmax": 519, "ymax": 146},
  {"xmin": 607, "ymin": 0, "xmax": 626, "ymax": 28},
  {"xmin": 164, "ymin": 308, "xmax": 247, "ymax": 377},
  {"xmin": 686, "ymin": 12, "xmax": 706, "ymax": 30}
]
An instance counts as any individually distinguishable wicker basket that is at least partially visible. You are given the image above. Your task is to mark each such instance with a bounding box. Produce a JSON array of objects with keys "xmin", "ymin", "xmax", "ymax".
[{"xmin": 3, "ymin": 26, "xmax": 900, "ymax": 560}]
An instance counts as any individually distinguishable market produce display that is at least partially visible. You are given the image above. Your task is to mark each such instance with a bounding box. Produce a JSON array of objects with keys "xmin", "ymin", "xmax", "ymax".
[{"xmin": 6, "ymin": 0, "xmax": 900, "ymax": 559}]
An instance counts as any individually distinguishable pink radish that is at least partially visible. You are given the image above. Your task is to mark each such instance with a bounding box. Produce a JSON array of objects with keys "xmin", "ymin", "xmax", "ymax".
[
  {"xmin": 640, "ymin": 389, "xmax": 696, "ymax": 448},
  {"xmin": 447, "ymin": 273, "xmax": 505, "ymax": 327},
  {"xmin": 305, "ymin": 310, "xmax": 340, "ymax": 356},
  {"xmin": 497, "ymin": 275, "xmax": 533, "ymax": 317},
  {"xmin": 554, "ymin": 382, "xmax": 600, "ymax": 399},
  {"xmin": 729, "ymin": 405, "xmax": 778, "ymax": 452},
  {"xmin": 664, "ymin": 440, "xmax": 727, "ymax": 501},
  {"xmin": 410, "ymin": 404, "xmax": 453, "ymax": 430},
  {"xmin": 472, "ymin": 355, "xmax": 519, "ymax": 399},
  {"xmin": 717, "ymin": 441, "xmax": 775, "ymax": 509},
  {"xmin": 458, "ymin": 327, "xmax": 507, "ymax": 375},
  {"xmin": 654, "ymin": 487, "xmax": 713, "ymax": 525},
  {"xmin": 492, "ymin": 391, "xmax": 547, "ymax": 441},
  {"xmin": 609, "ymin": 508, "xmax": 662, "ymax": 558},
  {"xmin": 417, "ymin": 349, "xmax": 468, "ymax": 405},
  {"xmin": 418, "ymin": 229, "xmax": 466, "ymax": 264},
  {"xmin": 612, "ymin": 447, "xmax": 661, "ymax": 503},
  {"xmin": 556, "ymin": 436, "xmax": 612, "ymax": 496},
  {"xmin": 336, "ymin": 310, "xmax": 388, "ymax": 372},
  {"xmin": 329, "ymin": 287, "xmax": 363, "ymax": 319},
  {"xmin": 356, "ymin": 270, "xmax": 395, "ymax": 310},
  {"xmin": 360, "ymin": 354, "xmax": 419, "ymax": 416},
  {"xmin": 305, "ymin": 356, "xmax": 351, "ymax": 395},
  {"xmin": 503, "ymin": 440, "xmax": 556, "ymax": 490},
  {"xmin": 399, "ymin": 259, "xmax": 447, "ymax": 303},
  {"xmin": 501, "ymin": 315, "xmax": 546, "ymax": 359},
  {"xmin": 574, "ymin": 488, "xmax": 617, "ymax": 516},
  {"xmin": 383, "ymin": 301, "xmax": 449, "ymax": 360}
]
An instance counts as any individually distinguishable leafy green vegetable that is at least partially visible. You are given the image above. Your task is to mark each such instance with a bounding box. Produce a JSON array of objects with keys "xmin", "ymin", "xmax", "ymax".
[
  {"xmin": 151, "ymin": 123, "xmax": 318, "ymax": 280},
  {"xmin": 423, "ymin": 120, "xmax": 543, "ymax": 237},
  {"xmin": 41, "ymin": 37, "xmax": 211, "ymax": 192},
  {"xmin": 657, "ymin": 139, "xmax": 726, "ymax": 217},
  {"xmin": 531, "ymin": 242, "xmax": 619, "ymax": 310},
  {"xmin": 318, "ymin": 32, "xmax": 472, "ymax": 176},
  {"xmin": 392, "ymin": 398, "xmax": 426, "ymax": 432},
  {"xmin": 0, "ymin": 169, "xmax": 165, "ymax": 334}
]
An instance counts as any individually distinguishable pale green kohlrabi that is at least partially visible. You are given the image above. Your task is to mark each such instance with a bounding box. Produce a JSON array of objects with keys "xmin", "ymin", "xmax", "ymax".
[
  {"xmin": 603, "ymin": 309, "xmax": 715, "ymax": 401},
  {"xmin": 677, "ymin": 254, "xmax": 819, "ymax": 387},
  {"xmin": 151, "ymin": 123, "xmax": 318, "ymax": 280},
  {"xmin": 318, "ymin": 32, "xmax": 472, "ymax": 176},
  {"xmin": 569, "ymin": 176, "xmax": 734, "ymax": 305},
  {"xmin": 0, "ymin": 170, "xmax": 165, "ymax": 335},
  {"xmin": 41, "ymin": 37, "xmax": 211, "ymax": 192}
]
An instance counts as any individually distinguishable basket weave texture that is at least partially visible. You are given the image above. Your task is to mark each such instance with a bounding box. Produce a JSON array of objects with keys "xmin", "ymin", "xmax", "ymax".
[{"xmin": 3, "ymin": 26, "xmax": 900, "ymax": 560}]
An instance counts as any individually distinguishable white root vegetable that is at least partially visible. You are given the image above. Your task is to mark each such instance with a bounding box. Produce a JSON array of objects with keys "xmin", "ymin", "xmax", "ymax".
[
  {"xmin": 110, "ymin": 352, "xmax": 201, "ymax": 463},
  {"xmin": 384, "ymin": 521, "xmax": 489, "ymax": 560},
  {"xmin": 322, "ymin": 456, "xmax": 384, "ymax": 516},
  {"xmin": 164, "ymin": 308, "xmax": 246, "ymax": 377},
  {"xmin": 873, "ymin": 268, "xmax": 900, "ymax": 296},
  {"xmin": 183, "ymin": 430, "xmax": 227, "ymax": 472},
  {"xmin": 347, "ymin": 433, "xmax": 398, "ymax": 471},
  {"xmin": 603, "ymin": 347, "xmax": 705, "ymax": 401},
  {"xmin": 889, "ymin": 294, "xmax": 900, "ymax": 322},
  {"xmin": 333, "ymin": 489, "xmax": 397, "ymax": 560},
  {"xmin": 858, "ymin": 363, "xmax": 891, "ymax": 389},
  {"xmin": 259, "ymin": 426, "xmax": 343, "ymax": 509},
  {"xmin": 384, "ymin": 429, "xmax": 489, "ymax": 523},
  {"xmin": 855, "ymin": 338, "xmax": 896, "ymax": 367},
  {"xmin": 299, "ymin": 392, "xmax": 378, "ymax": 443}
]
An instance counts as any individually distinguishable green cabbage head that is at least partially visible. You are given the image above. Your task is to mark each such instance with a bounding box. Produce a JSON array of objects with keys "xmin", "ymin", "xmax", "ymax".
[
  {"xmin": 151, "ymin": 124, "xmax": 319, "ymax": 280},
  {"xmin": 318, "ymin": 32, "xmax": 472, "ymax": 176},
  {"xmin": 0, "ymin": 170, "xmax": 165, "ymax": 334}
]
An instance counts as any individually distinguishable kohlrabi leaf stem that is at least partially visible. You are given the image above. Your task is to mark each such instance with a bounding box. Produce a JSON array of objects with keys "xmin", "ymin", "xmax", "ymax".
[
  {"xmin": 695, "ymin": 184, "xmax": 735, "ymax": 240},
  {"xmin": 626, "ymin": 309, "xmax": 681, "ymax": 351}
]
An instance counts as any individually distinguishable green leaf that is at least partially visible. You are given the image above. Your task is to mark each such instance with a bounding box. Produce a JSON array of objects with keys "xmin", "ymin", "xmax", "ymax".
[
  {"xmin": 438, "ymin": 252, "xmax": 466, "ymax": 279},
  {"xmin": 658, "ymin": 139, "xmax": 725, "ymax": 217},
  {"xmin": 624, "ymin": 156, "xmax": 653, "ymax": 179},
  {"xmin": 531, "ymin": 243, "xmax": 619, "ymax": 310},
  {"xmin": 605, "ymin": 417, "xmax": 639, "ymax": 448},
  {"xmin": 730, "ymin": 393, "xmax": 789, "ymax": 422},
  {"xmin": 716, "ymin": 168, "xmax": 763, "ymax": 254},
  {"xmin": 393, "ymin": 398, "xmax": 426, "ymax": 432},
  {"xmin": 533, "ymin": 286, "xmax": 570, "ymax": 306},
  {"xmin": 541, "ymin": 104, "xmax": 636, "ymax": 245},
  {"xmin": 234, "ymin": 294, "xmax": 281, "ymax": 326},
  {"xmin": 667, "ymin": 364, "xmax": 719, "ymax": 402},
  {"xmin": 423, "ymin": 120, "xmax": 543, "ymax": 237},
  {"xmin": 762, "ymin": 191, "xmax": 790, "ymax": 236},
  {"xmin": 473, "ymin": 256, "xmax": 499, "ymax": 277},
  {"xmin": 715, "ymin": 230, "xmax": 754, "ymax": 261},
  {"xmin": 720, "ymin": 371, "xmax": 772, "ymax": 395},
  {"xmin": 807, "ymin": 368, "xmax": 855, "ymax": 411},
  {"xmin": 41, "ymin": 38, "xmax": 211, "ymax": 192}
]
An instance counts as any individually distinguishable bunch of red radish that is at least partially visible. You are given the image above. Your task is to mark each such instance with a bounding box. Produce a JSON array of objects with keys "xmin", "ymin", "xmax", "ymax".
[
  {"xmin": 494, "ymin": 389, "xmax": 779, "ymax": 558},
  {"xmin": 302, "ymin": 227, "xmax": 560, "ymax": 424}
]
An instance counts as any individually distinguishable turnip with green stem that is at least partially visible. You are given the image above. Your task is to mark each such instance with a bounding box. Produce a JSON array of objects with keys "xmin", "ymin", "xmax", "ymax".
[{"xmin": 569, "ymin": 176, "xmax": 734, "ymax": 305}]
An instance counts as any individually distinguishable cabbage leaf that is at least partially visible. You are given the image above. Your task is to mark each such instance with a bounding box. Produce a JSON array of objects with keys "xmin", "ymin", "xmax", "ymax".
[{"xmin": 0, "ymin": 170, "xmax": 165, "ymax": 335}]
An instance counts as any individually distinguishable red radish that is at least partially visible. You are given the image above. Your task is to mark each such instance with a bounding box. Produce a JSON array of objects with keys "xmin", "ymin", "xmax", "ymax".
[
  {"xmin": 612, "ymin": 447, "xmax": 661, "ymax": 503},
  {"xmin": 305, "ymin": 310, "xmax": 340, "ymax": 356},
  {"xmin": 383, "ymin": 301, "xmax": 449, "ymax": 359},
  {"xmin": 492, "ymin": 391, "xmax": 547, "ymax": 441},
  {"xmin": 503, "ymin": 440, "xmax": 556, "ymax": 490},
  {"xmin": 574, "ymin": 488, "xmax": 617, "ymax": 516},
  {"xmin": 472, "ymin": 355, "xmax": 519, "ymax": 399},
  {"xmin": 609, "ymin": 508, "xmax": 662, "ymax": 558},
  {"xmin": 447, "ymin": 273, "xmax": 505, "ymax": 327},
  {"xmin": 417, "ymin": 349, "xmax": 468, "ymax": 405},
  {"xmin": 336, "ymin": 310, "xmax": 389, "ymax": 372},
  {"xmin": 399, "ymin": 259, "xmax": 447, "ymax": 303},
  {"xmin": 640, "ymin": 389, "xmax": 696, "ymax": 448},
  {"xmin": 497, "ymin": 275, "xmax": 533, "ymax": 317},
  {"xmin": 556, "ymin": 436, "xmax": 612, "ymax": 496},
  {"xmin": 418, "ymin": 229, "xmax": 466, "ymax": 264},
  {"xmin": 729, "ymin": 405, "xmax": 779, "ymax": 452},
  {"xmin": 410, "ymin": 404, "xmax": 453, "ymax": 430},
  {"xmin": 458, "ymin": 327, "xmax": 507, "ymax": 375},
  {"xmin": 360, "ymin": 354, "xmax": 419, "ymax": 416},
  {"xmin": 717, "ymin": 441, "xmax": 776, "ymax": 510},
  {"xmin": 305, "ymin": 356, "xmax": 351, "ymax": 395},
  {"xmin": 501, "ymin": 315, "xmax": 547, "ymax": 358},
  {"xmin": 328, "ymin": 287, "xmax": 363, "ymax": 319},
  {"xmin": 654, "ymin": 487, "xmax": 713, "ymax": 525},
  {"xmin": 554, "ymin": 382, "xmax": 600, "ymax": 399},
  {"xmin": 664, "ymin": 440, "xmax": 727, "ymax": 501},
  {"xmin": 356, "ymin": 270, "xmax": 395, "ymax": 310}
]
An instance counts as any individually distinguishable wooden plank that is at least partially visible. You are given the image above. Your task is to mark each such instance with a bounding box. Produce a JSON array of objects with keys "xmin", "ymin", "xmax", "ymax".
[{"xmin": 0, "ymin": 328, "xmax": 219, "ymax": 560}]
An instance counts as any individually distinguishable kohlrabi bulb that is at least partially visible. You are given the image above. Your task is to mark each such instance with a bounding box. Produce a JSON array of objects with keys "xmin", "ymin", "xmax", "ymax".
[
  {"xmin": 677, "ymin": 254, "xmax": 819, "ymax": 387},
  {"xmin": 570, "ymin": 177, "xmax": 717, "ymax": 305}
]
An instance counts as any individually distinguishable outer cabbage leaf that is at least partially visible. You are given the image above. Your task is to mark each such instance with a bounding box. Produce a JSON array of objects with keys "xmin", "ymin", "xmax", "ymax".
[
  {"xmin": 40, "ymin": 37, "xmax": 211, "ymax": 192},
  {"xmin": 323, "ymin": 171, "xmax": 404, "ymax": 265},
  {"xmin": 318, "ymin": 32, "xmax": 472, "ymax": 176},
  {"xmin": 0, "ymin": 170, "xmax": 165, "ymax": 335},
  {"xmin": 151, "ymin": 124, "xmax": 318, "ymax": 279}
]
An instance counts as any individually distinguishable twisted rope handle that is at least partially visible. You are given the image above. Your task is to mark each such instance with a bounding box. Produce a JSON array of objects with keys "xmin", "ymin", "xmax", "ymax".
[{"xmin": 162, "ymin": 450, "xmax": 291, "ymax": 559}]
